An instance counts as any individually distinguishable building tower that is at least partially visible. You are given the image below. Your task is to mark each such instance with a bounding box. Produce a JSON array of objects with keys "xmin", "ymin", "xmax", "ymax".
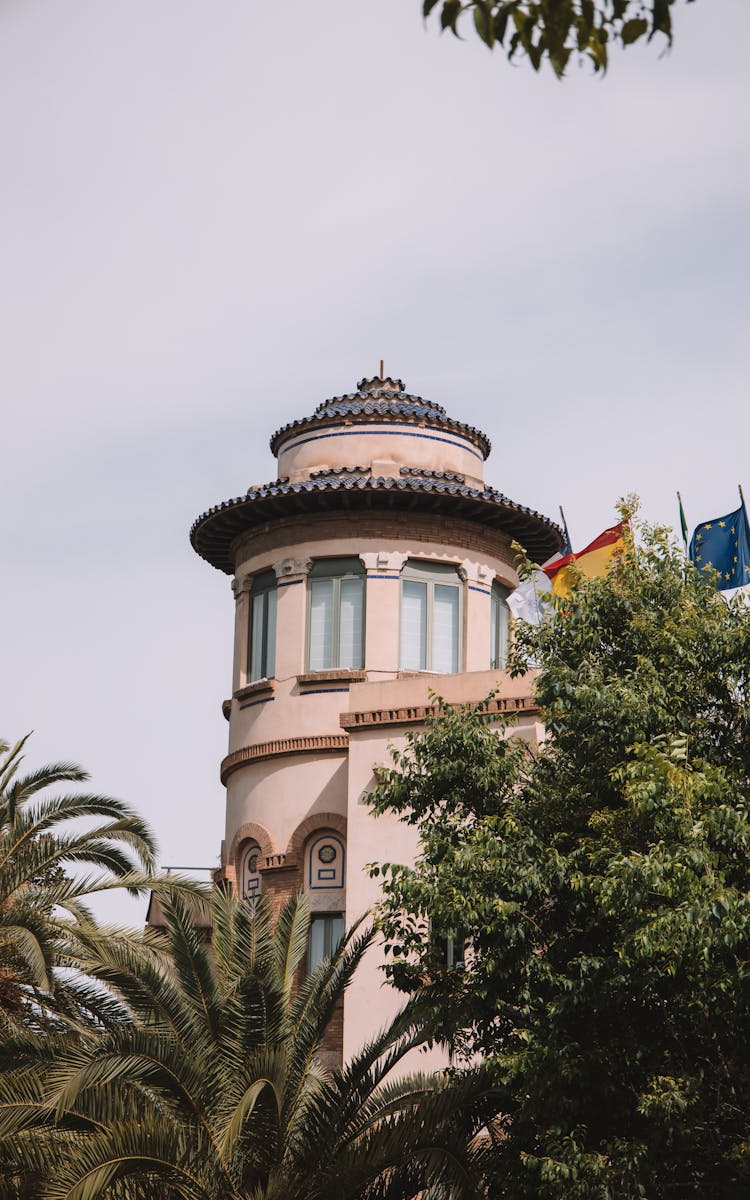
[{"xmin": 190, "ymin": 373, "xmax": 561, "ymax": 1062}]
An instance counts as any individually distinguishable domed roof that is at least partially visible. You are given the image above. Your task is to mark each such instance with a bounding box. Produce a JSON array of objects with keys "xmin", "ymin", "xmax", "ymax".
[
  {"xmin": 190, "ymin": 371, "xmax": 564, "ymax": 573},
  {"xmin": 270, "ymin": 374, "xmax": 491, "ymax": 460}
]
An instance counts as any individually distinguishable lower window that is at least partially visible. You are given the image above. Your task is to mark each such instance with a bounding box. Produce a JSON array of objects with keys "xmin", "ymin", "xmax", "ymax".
[{"xmin": 308, "ymin": 912, "xmax": 345, "ymax": 972}]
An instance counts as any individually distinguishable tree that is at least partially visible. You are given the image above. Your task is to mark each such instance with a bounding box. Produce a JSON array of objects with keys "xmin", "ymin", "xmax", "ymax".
[
  {"xmin": 0, "ymin": 733, "xmax": 160, "ymax": 1036},
  {"xmin": 425, "ymin": 0, "xmax": 695, "ymax": 76},
  {"xmin": 370, "ymin": 514, "xmax": 750, "ymax": 1197},
  {"xmin": 0, "ymin": 733, "xmax": 207, "ymax": 1200},
  {"xmin": 3, "ymin": 889, "xmax": 493, "ymax": 1200}
]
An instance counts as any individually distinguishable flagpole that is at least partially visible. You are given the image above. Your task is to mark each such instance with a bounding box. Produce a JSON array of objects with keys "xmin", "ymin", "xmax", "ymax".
[
  {"xmin": 677, "ymin": 491, "xmax": 689, "ymax": 552},
  {"xmin": 559, "ymin": 505, "xmax": 572, "ymax": 554}
]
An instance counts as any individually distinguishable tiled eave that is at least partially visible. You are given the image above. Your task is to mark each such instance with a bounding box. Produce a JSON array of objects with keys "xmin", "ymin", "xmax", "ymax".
[
  {"xmin": 269, "ymin": 397, "xmax": 492, "ymax": 459},
  {"xmin": 190, "ymin": 475, "xmax": 563, "ymax": 574}
]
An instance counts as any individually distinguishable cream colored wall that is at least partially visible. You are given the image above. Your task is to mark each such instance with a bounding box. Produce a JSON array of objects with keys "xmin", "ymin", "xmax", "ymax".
[
  {"xmin": 276, "ymin": 424, "xmax": 486, "ymax": 488},
  {"xmin": 225, "ymin": 751, "xmax": 348, "ymax": 859},
  {"xmin": 342, "ymin": 670, "xmax": 542, "ymax": 1064}
]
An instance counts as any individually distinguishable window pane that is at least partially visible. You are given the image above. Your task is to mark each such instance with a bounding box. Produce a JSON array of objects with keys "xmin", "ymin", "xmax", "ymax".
[
  {"xmin": 308, "ymin": 916, "xmax": 327, "ymax": 972},
  {"xmin": 401, "ymin": 580, "xmax": 427, "ymax": 671},
  {"xmin": 309, "ymin": 914, "xmax": 345, "ymax": 972},
  {"xmin": 327, "ymin": 914, "xmax": 345, "ymax": 956},
  {"xmin": 338, "ymin": 578, "xmax": 363, "ymax": 669},
  {"xmin": 265, "ymin": 586, "xmax": 277, "ymax": 677},
  {"xmin": 309, "ymin": 580, "xmax": 333, "ymax": 670},
  {"xmin": 491, "ymin": 586, "xmax": 508, "ymax": 670},
  {"xmin": 250, "ymin": 592, "xmax": 266, "ymax": 680},
  {"xmin": 433, "ymin": 584, "xmax": 459, "ymax": 673}
]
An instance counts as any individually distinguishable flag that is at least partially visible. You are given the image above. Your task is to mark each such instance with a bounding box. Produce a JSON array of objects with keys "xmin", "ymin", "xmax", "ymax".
[
  {"xmin": 544, "ymin": 522, "xmax": 627, "ymax": 599},
  {"xmin": 677, "ymin": 492, "xmax": 688, "ymax": 550},
  {"xmin": 506, "ymin": 570, "xmax": 552, "ymax": 626},
  {"xmin": 688, "ymin": 504, "xmax": 750, "ymax": 590}
]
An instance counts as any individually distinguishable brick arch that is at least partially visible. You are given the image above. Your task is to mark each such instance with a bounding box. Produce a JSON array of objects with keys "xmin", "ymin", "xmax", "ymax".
[
  {"xmin": 285, "ymin": 811, "xmax": 347, "ymax": 861},
  {"xmin": 228, "ymin": 820, "xmax": 275, "ymax": 871}
]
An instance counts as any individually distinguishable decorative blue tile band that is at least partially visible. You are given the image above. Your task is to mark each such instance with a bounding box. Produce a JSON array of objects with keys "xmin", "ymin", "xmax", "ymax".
[
  {"xmin": 301, "ymin": 687, "xmax": 351, "ymax": 696},
  {"xmin": 239, "ymin": 695, "xmax": 276, "ymax": 710},
  {"xmin": 281, "ymin": 424, "xmax": 484, "ymax": 463}
]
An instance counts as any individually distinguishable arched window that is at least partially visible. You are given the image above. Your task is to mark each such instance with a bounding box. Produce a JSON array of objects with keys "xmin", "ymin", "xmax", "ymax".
[
  {"xmin": 307, "ymin": 833, "xmax": 345, "ymax": 891},
  {"xmin": 490, "ymin": 581, "xmax": 510, "ymax": 669},
  {"xmin": 248, "ymin": 571, "xmax": 277, "ymax": 681},
  {"xmin": 239, "ymin": 841, "xmax": 262, "ymax": 903},
  {"xmin": 307, "ymin": 559, "xmax": 364, "ymax": 671},
  {"xmin": 400, "ymin": 561, "xmax": 462, "ymax": 674}
]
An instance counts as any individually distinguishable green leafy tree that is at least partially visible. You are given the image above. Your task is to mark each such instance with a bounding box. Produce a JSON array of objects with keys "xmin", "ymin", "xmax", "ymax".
[
  {"xmin": 425, "ymin": 0, "xmax": 695, "ymax": 75},
  {"xmin": 370, "ymin": 514, "xmax": 750, "ymax": 1197},
  {"xmin": 3, "ymin": 889, "xmax": 493, "ymax": 1200}
]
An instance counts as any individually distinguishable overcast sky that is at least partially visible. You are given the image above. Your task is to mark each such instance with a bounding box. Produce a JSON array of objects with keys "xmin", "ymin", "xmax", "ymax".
[{"xmin": 2, "ymin": 0, "xmax": 749, "ymax": 923}]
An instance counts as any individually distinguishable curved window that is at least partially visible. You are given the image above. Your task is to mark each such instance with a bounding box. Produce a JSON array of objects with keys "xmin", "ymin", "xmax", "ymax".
[
  {"xmin": 490, "ymin": 582, "xmax": 510, "ymax": 669},
  {"xmin": 306, "ymin": 833, "xmax": 345, "ymax": 891},
  {"xmin": 307, "ymin": 559, "xmax": 364, "ymax": 671},
  {"xmin": 239, "ymin": 841, "xmax": 262, "ymax": 904},
  {"xmin": 400, "ymin": 561, "xmax": 462, "ymax": 674},
  {"xmin": 248, "ymin": 571, "xmax": 277, "ymax": 681}
]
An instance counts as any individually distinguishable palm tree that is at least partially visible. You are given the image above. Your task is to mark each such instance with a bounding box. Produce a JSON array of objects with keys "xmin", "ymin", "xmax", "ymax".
[
  {"xmin": 0, "ymin": 733, "xmax": 165, "ymax": 1035},
  {"xmin": 17, "ymin": 890, "xmax": 492, "ymax": 1200}
]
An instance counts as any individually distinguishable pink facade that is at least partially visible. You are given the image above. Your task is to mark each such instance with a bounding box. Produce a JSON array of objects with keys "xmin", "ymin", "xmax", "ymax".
[{"xmin": 190, "ymin": 373, "xmax": 561, "ymax": 1061}]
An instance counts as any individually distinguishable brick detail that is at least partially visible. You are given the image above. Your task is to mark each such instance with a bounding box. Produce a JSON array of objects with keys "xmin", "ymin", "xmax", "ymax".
[
  {"xmin": 220, "ymin": 735, "xmax": 348, "ymax": 784},
  {"xmin": 233, "ymin": 511, "xmax": 517, "ymax": 573},
  {"xmin": 261, "ymin": 862, "xmax": 304, "ymax": 917},
  {"xmin": 286, "ymin": 811, "xmax": 347, "ymax": 860},
  {"xmin": 319, "ymin": 998, "xmax": 344, "ymax": 1064},
  {"xmin": 226, "ymin": 820, "xmax": 275, "ymax": 867},
  {"xmin": 340, "ymin": 693, "xmax": 539, "ymax": 732}
]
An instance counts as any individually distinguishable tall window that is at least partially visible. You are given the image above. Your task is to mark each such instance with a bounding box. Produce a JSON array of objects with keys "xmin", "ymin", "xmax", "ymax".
[
  {"xmin": 400, "ymin": 561, "xmax": 462, "ymax": 674},
  {"xmin": 490, "ymin": 582, "xmax": 510, "ymax": 669},
  {"xmin": 307, "ymin": 559, "xmax": 364, "ymax": 671},
  {"xmin": 248, "ymin": 571, "xmax": 277, "ymax": 681},
  {"xmin": 308, "ymin": 913, "xmax": 345, "ymax": 972}
]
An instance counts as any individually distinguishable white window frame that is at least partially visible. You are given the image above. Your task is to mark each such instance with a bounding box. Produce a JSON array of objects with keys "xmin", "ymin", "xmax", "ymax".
[
  {"xmin": 248, "ymin": 571, "xmax": 277, "ymax": 682},
  {"xmin": 490, "ymin": 581, "xmax": 510, "ymax": 670},
  {"xmin": 399, "ymin": 560, "xmax": 463, "ymax": 674},
  {"xmin": 306, "ymin": 558, "xmax": 365, "ymax": 671}
]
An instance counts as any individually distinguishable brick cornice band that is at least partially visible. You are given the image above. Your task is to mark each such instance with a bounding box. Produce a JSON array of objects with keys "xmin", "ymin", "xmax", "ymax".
[
  {"xmin": 339, "ymin": 694, "xmax": 539, "ymax": 732},
  {"xmin": 221, "ymin": 734, "xmax": 349, "ymax": 784}
]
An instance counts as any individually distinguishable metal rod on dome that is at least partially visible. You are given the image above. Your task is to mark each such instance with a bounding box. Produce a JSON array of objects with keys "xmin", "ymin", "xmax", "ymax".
[{"xmin": 379, "ymin": 359, "xmax": 384, "ymax": 380}]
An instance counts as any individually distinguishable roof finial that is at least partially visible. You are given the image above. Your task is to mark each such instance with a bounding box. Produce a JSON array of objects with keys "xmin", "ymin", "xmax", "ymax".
[{"xmin": 379, "ymin": 359, "xmax": 384, "ymax": 381}]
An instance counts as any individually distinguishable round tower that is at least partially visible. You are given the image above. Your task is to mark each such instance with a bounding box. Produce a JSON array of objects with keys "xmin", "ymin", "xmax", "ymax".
[{"xmin": 191, "ymin": 372, "xmax": 561, "ymax": 1058}]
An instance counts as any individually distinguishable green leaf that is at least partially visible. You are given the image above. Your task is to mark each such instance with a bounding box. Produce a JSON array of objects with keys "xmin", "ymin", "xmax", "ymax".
[
  {"xmin": 473, "ymin": 1, "xmax": 494, "ymax": 46},
  {"xmin": 621, "ymin": 17, "xmax": 648, "ymax": 44}
]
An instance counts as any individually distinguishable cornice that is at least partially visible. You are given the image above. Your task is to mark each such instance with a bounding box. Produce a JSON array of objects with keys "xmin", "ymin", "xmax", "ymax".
[
  {"xmin": 339, "ymin": 694, "xmax": 540, "ymax": 732},
  {"xmin": 221, "ymin": 734, "xmax": 349, "ymax": 784}
]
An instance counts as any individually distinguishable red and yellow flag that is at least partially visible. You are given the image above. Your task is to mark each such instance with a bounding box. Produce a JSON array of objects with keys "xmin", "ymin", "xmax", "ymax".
[{"xmin": 543, "ymin": 522, "xmax": 627, "ymax": 599}]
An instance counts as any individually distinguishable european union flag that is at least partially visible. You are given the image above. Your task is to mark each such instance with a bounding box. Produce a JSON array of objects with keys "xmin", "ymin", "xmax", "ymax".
[{"xmin": 689, "ymin": 504, "xmax": 750, "ymax": 590}]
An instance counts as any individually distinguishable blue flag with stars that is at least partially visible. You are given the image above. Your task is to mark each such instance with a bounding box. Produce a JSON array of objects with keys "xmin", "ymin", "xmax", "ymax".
[{"xmin": 688, "ymin": 504, "xmax": 750, "ymax": 590}]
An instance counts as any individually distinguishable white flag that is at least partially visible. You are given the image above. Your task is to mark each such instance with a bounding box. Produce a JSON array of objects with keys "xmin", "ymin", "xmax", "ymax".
[{"xmin": 506, "ymin": 570, "xmax": 552, "ymax": 626}]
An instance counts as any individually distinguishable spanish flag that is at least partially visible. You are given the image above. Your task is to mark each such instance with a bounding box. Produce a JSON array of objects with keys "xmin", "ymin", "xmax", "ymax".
[{"xmin": 543, "ymin": 522, "xmax": 627, "ymax": 599}]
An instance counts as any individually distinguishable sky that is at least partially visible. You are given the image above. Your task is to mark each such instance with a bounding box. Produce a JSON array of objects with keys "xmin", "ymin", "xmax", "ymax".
[{"xmin": 1, "ymin": 0, "xmax": 749, "ymax": 924}]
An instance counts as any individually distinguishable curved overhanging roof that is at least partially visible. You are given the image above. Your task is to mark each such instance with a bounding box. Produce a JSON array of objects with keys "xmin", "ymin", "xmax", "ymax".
[
  {"xmin": 190, "ymin": 473, "xmax": 563, "ymax": 574},
  {"xmin": 270, "ymin": 376, "xmax": 492, "ymax": 461}
]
